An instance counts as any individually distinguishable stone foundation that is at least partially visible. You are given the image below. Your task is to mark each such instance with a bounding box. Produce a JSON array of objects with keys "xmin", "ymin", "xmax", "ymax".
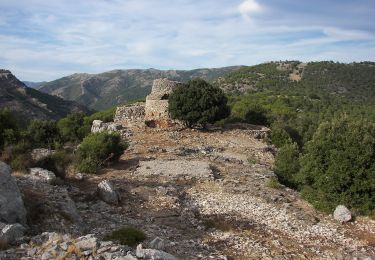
[{"xmin": 114, "ymin": 102, "xmax": 145, "ymax": 127}]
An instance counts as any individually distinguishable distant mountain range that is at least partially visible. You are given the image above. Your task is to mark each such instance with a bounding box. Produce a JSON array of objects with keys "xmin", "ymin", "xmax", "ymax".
[
  {"xmin": 0, "ymin": 69, "xmax": 90, "ymax": 125},
  {"xmin": 38, "ymin": 67, "xmax": 242, "ymax": 110},
  {"xmin": 23, "ymin": 81, "xmax": 47, "ymax": 89},
  {"xmin": 215, "ymin": 61, "xmax": 375, "ymax": 103}
]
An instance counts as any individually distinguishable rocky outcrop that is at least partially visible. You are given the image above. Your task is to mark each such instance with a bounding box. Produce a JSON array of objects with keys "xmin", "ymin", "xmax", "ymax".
[
  {"xmin": 91, "ymin": 120, "xmax": 131, "ymax": 138},
  {"xmin": 97, "ymin": 180, "xmax": 120, "ymax": 205},
  {"xmin": 0, "ymin": 223, "xmax": 26, "ymax": 244},
  {"xmin": 136, "ymin": 244, "xmax": 177, "ymax": 260},
  {"xmin": 29, "ymin": 168, "xmax": 56, "ymax": 184},
  {"xmin": 136, "ymin": 159, "xmax": 213, "ymax": 181},
  {"xmin": 0, "ymin": 161, "xmax": 27, "ymax": 225},
  {"xmin": 31, "ymin": 148, "xmax": 55, "ymax": 162},
  {"xmin": 333, "ymin": 205, "xmax": 352, "ymax": 223}
]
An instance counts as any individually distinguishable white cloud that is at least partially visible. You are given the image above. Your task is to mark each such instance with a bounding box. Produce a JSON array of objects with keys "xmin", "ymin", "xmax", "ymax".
[{"xmin": 239, "ymin": 0, "xmax": 262, "ymax": 21}]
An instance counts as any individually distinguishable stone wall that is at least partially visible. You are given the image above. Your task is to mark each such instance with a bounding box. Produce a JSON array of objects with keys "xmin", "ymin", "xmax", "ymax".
[
  {"xmin": 114, "ymin": 102, "xmax": 145, "ymax": 127},
  {"xmin": 144, "ymin": 79, "xmax": 183, "ymax": 128}
]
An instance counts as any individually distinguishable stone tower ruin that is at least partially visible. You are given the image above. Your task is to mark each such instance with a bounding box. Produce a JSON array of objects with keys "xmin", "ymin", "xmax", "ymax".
[{"xmin": 114, "ymin": 78, "xmax": 183, "ymax": 128}]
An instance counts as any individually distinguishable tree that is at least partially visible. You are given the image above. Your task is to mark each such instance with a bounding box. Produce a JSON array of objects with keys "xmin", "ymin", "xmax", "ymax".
[
  {"xmin": 0, "ymin": 109, "xmax": 19, "ymax": 149},
  {"xmin": 274, "ymin": 142, "xmax": 300, "ymax": 188},
  {"xmin": 296, "ymin": 117, "xmax": 375, "ymax": 215},
  {"xmin": 26, "ymin": 120, "xmax": 60, "ymax": 148},
  {"xmin": 169, "ymin": 78, "xmax": 230, "ymax": 128},
  {"xmin": 57, "ymin": 112, "xmax": 89, "ymax": 143}
]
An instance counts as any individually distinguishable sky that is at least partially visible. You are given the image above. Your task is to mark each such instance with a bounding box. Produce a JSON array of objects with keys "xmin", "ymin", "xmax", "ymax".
[{"xmin": 0, "ymin": 0, "xmax": 374, "ymax": 81}]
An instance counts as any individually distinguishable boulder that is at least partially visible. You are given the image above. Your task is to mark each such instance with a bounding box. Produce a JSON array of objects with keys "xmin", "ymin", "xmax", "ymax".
[
  {"xmin": 0, "ymin": 161, "xmax": 27, "ymax": 225},
  {"xmin": 0, "ymin": 223, "xmax": 26, "ymax": 244},
  {"xmin": 136, "ymin": 244, "xmax": 177, "ymax": 260},
  {"xmin": 149, "ymin": 237, "xmax": 166, "ymax": 250},
  {"xmin": 91, "ymin": 120, "xmax": 104, "ymax": 133},
  {"xmin": 29, "ymin": 168, "xmax": 56, "ymax": 184},
  {"xmin": 97, "ymin": 180, "xmax": 120, "ymax": 205},
  {"xmin": 333, "ymin": 205, "xmax": 352, "ymax": 223}
]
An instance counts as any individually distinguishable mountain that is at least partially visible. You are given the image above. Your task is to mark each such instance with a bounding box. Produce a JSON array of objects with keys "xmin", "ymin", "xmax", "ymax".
[
  {"xmin": 0, "ymin": 69, "xmax": 90, "ymax": 125},
  {"xmin": 216, "ymin": 61, "xmax": 375, "ymax": 103},
  {"xmin": 23, "ymin": 81, "xmax": 47, "ymax": 89},
  {"xmin": 38, "ymin": 66, "xmax": 242, "ymax": 110}
]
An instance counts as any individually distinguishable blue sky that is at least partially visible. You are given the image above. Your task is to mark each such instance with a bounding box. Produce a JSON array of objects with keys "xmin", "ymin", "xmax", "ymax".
[{"xmin": 0, "ymin": 0, "xmax": 374, "ymax": 81}]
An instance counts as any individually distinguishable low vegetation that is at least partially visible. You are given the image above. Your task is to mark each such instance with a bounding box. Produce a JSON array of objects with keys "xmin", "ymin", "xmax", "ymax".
[{"xmin": 103, "ymin": 227, "xmax": 146, "ymax": 246}]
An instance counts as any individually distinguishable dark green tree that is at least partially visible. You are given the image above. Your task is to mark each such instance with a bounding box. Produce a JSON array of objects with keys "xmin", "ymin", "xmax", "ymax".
[
  {"xmin": 57, "ymin": 112, "xmax": 89, "ymax": 143},
  {"xmin": 169, "ymin": 78, "xmax": 230, "ymax": 128},
  {"xmin": 274, "ymin": 142, "xmax": 300, "ymax": 188},
  {"xmin": 0, "ymin": 109, "xmax": 19, "ymax": 149},
  {"xmin": 297, "ymin": 117, "xmax": 375, "ymax": 215},
  {"xmin": 26, "ymin": 120, "xmax": 60, "ymax": 148}
]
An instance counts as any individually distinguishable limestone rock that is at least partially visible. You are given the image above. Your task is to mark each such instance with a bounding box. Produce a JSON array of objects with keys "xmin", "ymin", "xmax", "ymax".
[
  {"xmin": 149, "ymin": 237, "xmax": 166, "ymax": 250},
  {"xmin": 97, "ymin": 180, "xmax": 120, "ymax": 205},
  {"xmin": 29, "ymin": 168, "xmax": 56, "ymax": 184},
  {"xmin": 91, "ymin": 120, "xmax": 104, "ymax": 133},
  {"xmin": 31, "ymin": 148, "xmax": 55, "ymax": 162},
  {"xmin": 0, "ymin": 223, "xmax": 26, "ymax": 244},
  {"xmin": 75, "ymin": 234, "xmax": 99, "ymax": 251},
  {"xmin": 136, "ymin": 244, "xmax": 177, "ymax": 260},
  {"xmin": 333, "ymin": 205, "xmax": 352, "ymax": 223},
  {"xmin": 0, "ymin": 161, "xmax": 27, "ymax": 225}
]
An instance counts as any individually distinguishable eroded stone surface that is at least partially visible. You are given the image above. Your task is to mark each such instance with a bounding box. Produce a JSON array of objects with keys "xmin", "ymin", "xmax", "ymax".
[
  {"xmin": 0, "ymin": 161, "xmax": 27, "ymax": 225},
  {"xmin": 135, "ymin": 159, "xmax": 213, "ymax": 180}
]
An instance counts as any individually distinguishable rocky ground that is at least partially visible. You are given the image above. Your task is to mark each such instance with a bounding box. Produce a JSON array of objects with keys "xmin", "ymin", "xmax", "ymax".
[{"xmin": 1, "ymin": 124, "xmax": 374, "ymax": 259}]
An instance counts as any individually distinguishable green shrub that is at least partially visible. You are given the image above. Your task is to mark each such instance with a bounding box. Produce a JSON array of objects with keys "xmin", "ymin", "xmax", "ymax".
[
  {"xmin": 0, "ymin": 109, "xmax": 19, "ymax": 149},
  {"xmin": 269, "ymin": 125, "xmax": 293, "ymax": 148},
  {"xmin": 169, "ymin": 78, "xmax": 230, "ymax": 128},
  {"xmin": 296, "ymin": 117, "xmax": 375, "ymax": 215},
  {"xmin": 274, "ymin": 142, "xmax": 300, "ymax": 189},
  {"xmin": 75, "ymin": 132, "xmax": 128, "ymax": 174},
  {"xmin": 10, "ymin": 154, "xmax": 32, "ymax": 172},
  {"xmin": 103, "ymin": 227, "xmax": 146, "ymax": 246},
  {"xmin": 58, "ymin": 112, "xmax": 88, "ymax": 143},
  {"xmin": 35, "ymin": 150, "xmax": 72, "ymax": 179},
  {"xmin": 266, "ymin": 177, "xmax": 282, "ymax": 189},
  {"xmin": 244, "ymin": 104, "xmax": 270, "ymax": 126},
  {"xmin": 26, "ymin": 120, "xmax": 60, "ymax": 148}
]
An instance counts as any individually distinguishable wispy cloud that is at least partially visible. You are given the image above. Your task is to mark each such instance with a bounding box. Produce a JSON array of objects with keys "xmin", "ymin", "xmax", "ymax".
[{"xmin": 0, "ymin": 0, "xmax": 374, "ymax": 81}]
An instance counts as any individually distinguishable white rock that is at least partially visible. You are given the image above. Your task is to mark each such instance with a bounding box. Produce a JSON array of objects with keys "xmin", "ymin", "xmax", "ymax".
[
  {"xmin": 97, "ymin": 180, "xmax": 120, "ymax": 205},
  {"xmin": 75, "ymin": 234, "xmax": 98, "ymax": 251},
  {"xmin": 149, "ymin": 237, "xmax": 166, "ymax": 250},
  {"xmin": 136, "ymin": 244, "xmax": 177, "ymax": 260},
  {"xmin": 91, "ymin": 120, "xmax": 104, "ymax": 133},
  {"xmin": 29, "ymin": 168, "xmax": 56, "ymax": 184},
  {"xmin": 333, "ymin": 205, "xmax": 352, "ymax": 223},
  {"xmin": 0, "ymin": 161, "xmax": 27, "ymax": 225},
  {"xmin": 0, "ymin": 223, "xmax": 26, "ymax": 244}
]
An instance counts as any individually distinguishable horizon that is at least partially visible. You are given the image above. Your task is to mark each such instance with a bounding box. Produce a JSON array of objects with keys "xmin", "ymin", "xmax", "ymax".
[{"xmin": 1, "ymin": 0, "xmax": 375, "ymax": 81}]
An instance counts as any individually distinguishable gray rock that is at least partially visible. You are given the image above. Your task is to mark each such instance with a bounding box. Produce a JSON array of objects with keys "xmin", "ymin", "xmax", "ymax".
[
  {"xmin": 0, "ymin": 223, "xmax": 26, "ymax": 244},
  {"xmin": 149, "ymin": 237, "xmax": 166, "ymax": 250},
  {"xmin": 97, "ymin": 180, "xmax": 120, "ymax": 205},
  {"xmin": 75, "ymin": 234, "xmax": 99, "ymax": 251},
  {"xmin": 333, "ymin": 205, "xmax": 352, "ymax": 223},
  {"xmin": 29, "ymin": 168, "xmax": 56, "ymax": 184},
  {"xmin": 31, "ymin": 148, "xmax": 55, "ymax": 162},
  {"xmin": 136, "ymin": 244, "xmax": 177, "ymax": 260},
  {"xmin": 91, "ymin": 120, "xmax": 104, "ymax": 133},
  {"xmin": 0, "ymin": 161, "xmax": 27, "ymax": 225}
]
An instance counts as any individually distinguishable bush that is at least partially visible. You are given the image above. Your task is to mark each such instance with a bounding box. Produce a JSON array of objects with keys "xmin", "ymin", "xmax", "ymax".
[
  {"xmin": 75, "ymin": 132, "xmax": 128, "ymax": 174},
  {"xmin": 244, "ymin": 104, "xmax": 270, "ymax": 126},
  {"xmin": 103, "ymin": 227, "xmax": 146, "ymax": 246},
  {"xmin": 296, "ymin": 117, "xmax": 375, "ymax": 215},
  {"xmin": 26, "ymin": 120, "xmax": 60, "ymax": 148},
  {"xmin": 169, "ymin": 78, "xmax": 230, "ymax": 128},
  {"xmin": 58, "ymin": 112, "xmax": 89, "ymax": 144},
  {"xmin": 0, "ymin": 109, "xmax": 19, "ymax": 149},
  {"xmin": 35, "ymin": 150, "xmax": 72, "ymax": 179},
  {"xmin": 274, "ymin": 142, "xmax": 300, "ymax": 189},
  {"xmin": 269, "ymin": 125, "xmax": 293, "ymax": 148}
]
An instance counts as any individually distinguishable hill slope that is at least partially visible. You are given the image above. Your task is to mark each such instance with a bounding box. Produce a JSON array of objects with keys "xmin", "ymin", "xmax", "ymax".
[
  {"xmin": 216, "ymin": 61, "xmax": 375, "ymax": 103},
  {"xmin": 0, "ymin": 69, "xmax": 90, "ymax": 124},
  {"xmin": 39, "ymin": 67, "xmax": 242, "ymax": 110}
]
